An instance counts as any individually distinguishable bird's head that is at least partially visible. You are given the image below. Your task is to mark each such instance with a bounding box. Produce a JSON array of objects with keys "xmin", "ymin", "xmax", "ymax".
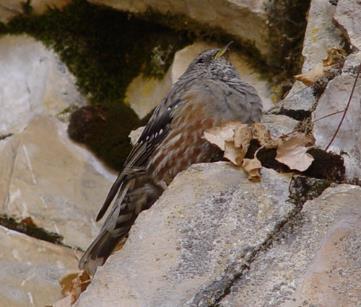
[{"xmin": 187, "ymin": 42, "xmax": 233, "ymax": 71}]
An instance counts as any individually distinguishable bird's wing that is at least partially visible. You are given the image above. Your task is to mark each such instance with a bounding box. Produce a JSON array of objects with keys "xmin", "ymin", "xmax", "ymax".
[{"xmin": 96, "ymin": 92, "xmax": 184, "ymax": 221}]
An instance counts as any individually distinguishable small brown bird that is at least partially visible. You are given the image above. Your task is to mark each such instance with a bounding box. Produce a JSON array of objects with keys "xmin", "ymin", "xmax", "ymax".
[{"xmin": 79, "ymin": 44, "xmax": 263, "ymax": 274}]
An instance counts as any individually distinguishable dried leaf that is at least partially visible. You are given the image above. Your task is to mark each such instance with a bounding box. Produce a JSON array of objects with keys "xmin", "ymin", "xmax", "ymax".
[
  {"xmin": 322, "ymin": 48, "xmax": 346, "ymax": 67},
  {"xmin": 275, "ymin": 133, "xmax": 314, "ymax": 171},
  {"xmin": 242, "ymin": 158, "xmax": 262, "ymax": 182},
  {"xmin": 251, "ymin": 123, "xmax": 279, "ymax": 148},
  {"xmin": 234, "ymin": 124, "xmax": 252, "ymax": 148},
  {"xmin": 59, "ymin": 270, "xmax": 91, "ymax": 304},
  {"xmin": 295, "ymin": 63, "xmax": 324, "ymax": 86},
  {"xmin": 203, "ymin": 122, "xmax": 242, "ymax": 150},
  {"xmin": 295, "ymin": 48, "xmax": 346, "ymax": 86},
  {"xmin": 224, "ymin": 141, "xmax": 245, "ymax": 166}
]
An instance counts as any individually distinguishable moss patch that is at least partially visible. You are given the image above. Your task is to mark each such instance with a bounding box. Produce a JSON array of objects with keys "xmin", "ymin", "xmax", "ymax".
[{"xmin": 2, "ymin": 0, "xmax": 191, "ymax": 104}]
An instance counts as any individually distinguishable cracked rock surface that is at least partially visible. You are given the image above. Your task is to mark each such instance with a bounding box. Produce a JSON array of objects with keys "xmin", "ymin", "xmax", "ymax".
[
  {"xmin": 0, "ymin": 225, "xmax": 79, "ymax": 307},
  {"xmin": 313, "ymin": 53, "xmax": 361, "ymax": 180},
  {"xmin": 77, "ymin": 163, "xmax": 295, "ymax": 306},
  {"xmin": 0, "ymin": 115, "xmax": 115, "ymax": 250},
  {"xmin": 220, "ymin": 184, "xmax": 361, "ymax": 306}
]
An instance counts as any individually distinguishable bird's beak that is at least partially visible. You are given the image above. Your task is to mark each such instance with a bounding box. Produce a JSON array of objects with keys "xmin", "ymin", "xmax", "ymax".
[{"xmin": 214, "ymin": 41, "xmax": 234, "ymax": 59}]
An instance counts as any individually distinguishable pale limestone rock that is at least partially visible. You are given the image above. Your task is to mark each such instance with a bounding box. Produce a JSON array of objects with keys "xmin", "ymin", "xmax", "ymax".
[
  {"xmin": 313, "ymin": 54, "xmax": 361, "ymax": 180},
  {"xmin": 89, "ymin": 0, "xmax": 271, "ymax": 60},
  {"xmin": 283, "ymin": 0, "xmax": 343, "ymax": 112},
  {"xmin": 0, "ymin": 35, "xmax": 85, "ymax": 135},
  {"xmin": 0, "ymin": 225, "xmax": 79, "ymax": 307},
  {"xmin": 220, "ymin": 184, "xmax": 361, "ymax": 306},
  {"xmin": 261, "ymin": 114, "xmax": 299, "ymax": 139},
  {"xmin": 302, "ymin": 0, "xmax": 343, "ymax": 73},
  {"xmin": 126, "ymin": 42, "xmax": 273, "ymax": 118},
  {"xmin": 0, "ymin": 0, "xmax": 71, "ymax": 23},
  {"xmin": 77, "ymin": 162, "xmax": 294, "ymax": 306},
  {"xmin": 0, "ymin": 115, "xmax": 116, "ymax": 250},
  {"xmin": 335, "ymin": 0, "xmax": 361, "ymax": 51},
  {"xmin": 129, "ymin": 126, "xmax": 145, "ymax": 146},
  {"xmin": 125, "ymin": 71, "xmax": 172, "ymax": 119}
]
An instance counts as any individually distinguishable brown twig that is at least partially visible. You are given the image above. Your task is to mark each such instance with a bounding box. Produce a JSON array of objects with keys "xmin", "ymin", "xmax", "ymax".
[
  {"xmin": 325, "ymin": 64, "xmax": 361, "ymax": 151},
  {"xmin": 313, "ymin": 110, "xmax": 345, "ymax": 123}
]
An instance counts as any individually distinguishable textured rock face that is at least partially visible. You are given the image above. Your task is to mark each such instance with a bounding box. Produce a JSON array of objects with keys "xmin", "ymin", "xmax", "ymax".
[
  {"xmin": 126, "ymin": 41, "xmax": 273, "ymax": 118},
  {"xmin": 281, "ymin": 0, "xmax": 343, "ymax": 112},
  {"xmin": 0, "ymin": 35, "xmax": 85, "ymax": 135},
  {"xmin": 89, "ymin": 0, "xmax": 271, "ymax": 61},
  {"xmin": 302, "ymin": 0, "xmax": 343, "ymax": 73},
  {"xmin": 313, "ymin": 53, "xmax": 361, "ymax": 180},
  {"xmin": 0, "ymin": 115, "xmax": 115, "ymax": 250},
  {"xmin": 220, "ymin": 184, "xmax": 361, "ymax": 306},
  {"xmin": 77, "ymin": 163, "xmax": 295, "ymax": 306},
  {"xmin": 0, "ymin": 225, "xmax": 79, "ymax": 307},
  {"xmin": 334, "ymin": 0, "xmax": 361, "ymax": 50}
]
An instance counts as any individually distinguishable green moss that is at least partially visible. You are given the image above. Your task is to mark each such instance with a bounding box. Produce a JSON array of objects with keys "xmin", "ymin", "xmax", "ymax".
[
  {"xmin": 3, "ymin": 0, "xmax": 191, "ymax": 105},
  {"xmin": 0, "ymin": 0, "xmax": 194, "ymax": 169}
]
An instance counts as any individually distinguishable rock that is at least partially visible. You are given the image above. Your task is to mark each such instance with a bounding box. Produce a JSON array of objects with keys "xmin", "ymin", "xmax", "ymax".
[
  {"xmin": 89, "ymin": 0, "xmax": 272, "ymax": 62},
  {"xmin": 313, "ymin": 54, "xmax": 361, "ymax": 180},
  {"xmin": 220, "ymin": 184, "xmax": 361, "ymax": 306},
  {"xmin": 0, "ymin": 35, "xmax": 85, "ymax": 135},
  {"xmin": 279, "ymin": 0, "xmax": 344, "ymax": 114},
  {"xmin": 129, "ymin": 126, "xmax": 145, "ymax": 146},
  {"xmin": 261, "ymin": 114, "xmax": 299, "ymax": 138},
  {"xmin": 77, "ymin": 162, "xmax": 295, "ymax": 306},
  {"xmin": 0, "ymin": 0, "xmax": 71, "ymax": 23},
  {"xmin": 276, "ymin": 86, "xmax": 316, "ymax": 114},
  {"xmin": 124, "ymin": 71, "xmax": 172, "ymax": 119},
  {"xmin": 0, "ymin": 115, "xmax": 116, "ymax": 250},
  {"xmin": 0, "ymin": 225, "xmax": 79, "ymax": 307},
  {"xmin": 302, "ymin": 0, "xmax": 343, "ymax": 73},
  {"xmin": 126, "ymin": 42, "xmax": 274, "ymax": 118},
  {"xmin": 334, "ymin": 0, "xmax": 361, "ymax": 51}
]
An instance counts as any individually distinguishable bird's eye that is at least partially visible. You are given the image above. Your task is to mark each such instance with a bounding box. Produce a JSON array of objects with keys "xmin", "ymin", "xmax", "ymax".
[{"xmin": 197, "ymin": 58, "xmax": 205, "ymax": 64}]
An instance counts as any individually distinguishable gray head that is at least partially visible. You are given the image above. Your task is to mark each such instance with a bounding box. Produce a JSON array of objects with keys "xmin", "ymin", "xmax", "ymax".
[{"xmin": 183, "ymin": 43, "xmax": 239, "ymax": 81}]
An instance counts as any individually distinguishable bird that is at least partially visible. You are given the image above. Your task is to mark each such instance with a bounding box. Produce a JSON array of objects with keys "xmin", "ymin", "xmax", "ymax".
[{"xmin": 79, "ymin": 43, "xmax": 263, "ymax": 275}]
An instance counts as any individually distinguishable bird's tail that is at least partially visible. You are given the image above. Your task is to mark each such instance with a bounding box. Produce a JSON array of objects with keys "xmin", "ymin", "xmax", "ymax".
[
  {"xmin": 79, "ymin": 170, "xmax": 164, "ymax": 275},
  {"xmin": 78, "ymin": 228, "xmax": 124, "ymax": 275}
]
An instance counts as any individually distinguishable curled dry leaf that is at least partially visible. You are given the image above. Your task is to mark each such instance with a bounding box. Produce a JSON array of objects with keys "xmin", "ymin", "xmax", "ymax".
[
  {"xmin": 295, "ymin": 48, "xmax": 346, "ymax": 86},
  {"xmin": 242, "ymin": 158, "xmax": 262, "ymax": 182},
  {"xmin": 224, "ymin": 141, "xmax": 244, "ymax": 166},
  {"xmin": 322, "ymin": 47, "xmax": 346, "ymax": 67},
  {"xmin": 203, "ymin": 121, "xmax": 244, "ymax": 150},
  {"xmin": 251, "ymin": 123, "xmax": 280, "ymax": 148},
  {"xmin": 294, "ymin": 63, "xmax": 325, "ymax": 86},
  {"xmin": 275, "ymin": 133, "xmax": 314, "ymax": 171},
  {"xmin": 59, "ymin": 270, "xmax": 91, "ymax": 305}
]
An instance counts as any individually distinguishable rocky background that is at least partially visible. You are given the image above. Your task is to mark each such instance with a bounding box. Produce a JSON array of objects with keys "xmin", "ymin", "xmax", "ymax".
[{"xmin": 0, "ymin": 0, "xmax": 360, "ymax": 306}]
